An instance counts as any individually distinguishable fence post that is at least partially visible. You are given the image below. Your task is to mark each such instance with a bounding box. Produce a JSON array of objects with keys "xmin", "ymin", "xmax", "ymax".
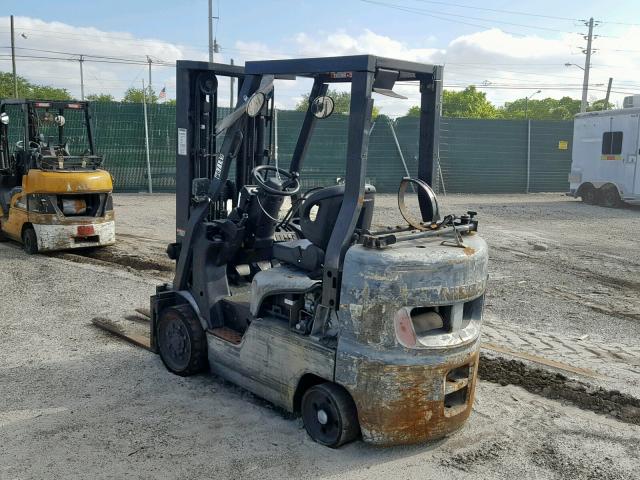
[
  {"xmin": 526, "ymin": 119, "xmax": 531, "ymax": 194},
  {"xmin": 142, "ymin": 80, "xmax": 153, "ymax": 194}
]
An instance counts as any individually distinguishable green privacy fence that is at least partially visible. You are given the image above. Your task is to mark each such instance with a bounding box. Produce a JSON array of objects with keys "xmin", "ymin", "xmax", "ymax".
[{"xmin": 86, "ymin": 102, "xmax": 573, "ymax": 194}]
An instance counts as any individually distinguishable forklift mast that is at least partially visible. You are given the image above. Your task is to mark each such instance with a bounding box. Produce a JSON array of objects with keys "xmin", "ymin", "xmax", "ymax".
[
  {"xmin": 170, "ymin": 60, "xmax": 278, "ymax": 323},
  {"xmin": 174, "ymin": 60, "xmax": 275, "ymax": 240}
]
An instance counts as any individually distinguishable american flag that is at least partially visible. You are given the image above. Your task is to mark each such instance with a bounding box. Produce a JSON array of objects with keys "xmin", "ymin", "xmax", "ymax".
[{"xmin": 159, "ymin": 86, "xmax": 166, "ymax": 101}]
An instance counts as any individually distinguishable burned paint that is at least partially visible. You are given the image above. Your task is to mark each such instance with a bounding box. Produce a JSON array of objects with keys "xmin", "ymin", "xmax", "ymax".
[
  {"xmin": 333, "ymin": 230, "xmax": 488, "ymax": 445},
  {"xmin": 32, "ymin": 215, "xmax": 115, "ymax": 251},
  {"xmin": 336, "ymin": 340, "xmax": 480, "ymax": 445}
]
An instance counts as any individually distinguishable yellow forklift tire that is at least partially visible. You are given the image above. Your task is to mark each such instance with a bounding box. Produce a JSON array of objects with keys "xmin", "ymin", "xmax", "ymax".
[
  {"xmin": 22, "ymin": 227, "xmax": 38, "ymax": 254},
  {"xmin": 157, "ymin": 304, "xmax": 208, "ymax": 376},
  {"xmin": 301, "ymin": 383, "xmax": 360, "ymax": 448}
]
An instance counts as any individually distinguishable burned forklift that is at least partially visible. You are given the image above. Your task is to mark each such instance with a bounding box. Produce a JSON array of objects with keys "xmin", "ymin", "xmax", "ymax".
[{"xmin": 151, "ymin": 56, "xmax": 488, "ymax": 447}]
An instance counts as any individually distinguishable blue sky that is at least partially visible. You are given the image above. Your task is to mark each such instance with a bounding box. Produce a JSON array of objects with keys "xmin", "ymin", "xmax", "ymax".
[
  {"xmin": 4, "ymin": 0, "xmax": 638, "ymax": 48},
  {"xmin": 3, "ymin": 0, "xmax": 640, "ymax": 114}
]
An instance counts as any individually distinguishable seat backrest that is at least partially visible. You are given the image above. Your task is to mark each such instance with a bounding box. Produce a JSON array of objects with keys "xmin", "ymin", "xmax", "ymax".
[{"xmin": 299, "ymin": 184, "xmax": 375, "ymax": 251}]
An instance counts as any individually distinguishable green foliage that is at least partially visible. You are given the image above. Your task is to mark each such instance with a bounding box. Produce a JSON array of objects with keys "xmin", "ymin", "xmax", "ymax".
[
  {"xmin": 0, "ymin": 71, "xmax": 71, "ymax": 100},
  {"xmin": 444, "ymin": 86, "xmax": 498, "ymax": 118},
  {"xmin": 295, "ymin": 88, "xmax": 380, "ymax": 118},
  {"xmin": 406, "ymin": 87, "xmax": 605, "ymax": 120},
  {"xmin": 86, "ymin": 93, "xmax": 115, "ymax": 102},
  {"xmin": 122, "ymin": 86, "xmax": 158, "ymax": 103},
  {"xmin": 499, "ymin": 96, "xmax": 581, "ymax": 120},
  {"xmin": 406, "ymin": 86, "xmax": 497, "ymax": 119},
  {"xmin": 587, "ymin": 98, "xmax": 609, "ymax": 111}
]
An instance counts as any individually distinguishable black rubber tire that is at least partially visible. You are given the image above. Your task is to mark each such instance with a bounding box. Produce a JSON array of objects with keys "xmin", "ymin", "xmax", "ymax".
[
  {"xmin": 22, "ymin": 226, "xmax": 38, "ymax": 254},
  {"xmin": 301, "ymin": 383, "xmax": 360, "ymax": 448},
  {"xmin": 157, "ymin": 304, "xmax": 208, "ymax": 376},
  {"xmin": 581, "ymin": 186, "xmax": 598, "ymax": 205},
  {"xmin": 600, "ymin": 185, "xmax": 621, "ymax": 208}
]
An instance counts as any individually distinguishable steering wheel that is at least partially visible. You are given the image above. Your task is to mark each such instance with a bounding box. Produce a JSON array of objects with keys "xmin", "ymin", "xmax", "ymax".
[{"xmin": 252, "ymin": 165, "xmax": 301, "ymax": 197}]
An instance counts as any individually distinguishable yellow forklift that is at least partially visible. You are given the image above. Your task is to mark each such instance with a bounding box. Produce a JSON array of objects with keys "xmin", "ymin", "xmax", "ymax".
[{"xmin": 0, "ymin": 100, "xmax": 115, "ymax": 254}]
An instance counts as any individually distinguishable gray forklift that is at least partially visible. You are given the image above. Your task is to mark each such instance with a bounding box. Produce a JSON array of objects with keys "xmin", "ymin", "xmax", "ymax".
[{"xmin": 143, "ymin": 56, "xmax": 487, "ymax": 447}]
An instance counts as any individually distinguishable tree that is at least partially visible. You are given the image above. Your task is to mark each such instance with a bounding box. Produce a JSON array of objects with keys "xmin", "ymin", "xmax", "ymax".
[
  {"xmin": 295, "ymin": 89, "xmax": 380, "ymax": 118},
  {"xmin": 122, "ymin": 86, "xmax": 158, "ymax": 103},
  {"xmin": 499, "ymin": 96, "xmax": 581, "ymax": 120},
  {"xmin": 406, "ymin": 86, "xmax": 497, "ymax": 119},
  {"xmin": 0, "ymin": 71, "xmax": 71, "ymax": 100},
  {"xmin": 86, "ymin": 93, "xmax": 115, "ymax": 102},
  {"xmin": 587, "ymin": 98, "xmax": 610, "ymax": 112},
  {"xmin": 443, "ymin": 86, "xmax": 497, "ymax": 118}
]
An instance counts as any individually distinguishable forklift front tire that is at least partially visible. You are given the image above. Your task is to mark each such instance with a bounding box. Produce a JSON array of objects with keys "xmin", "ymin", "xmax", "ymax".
[
  {"xmin": 157, "ymin": 304, "xmax": 208, "ymax": 376},
  {"xmin": 22, "ymin": 226, "xmax": 38, "ymax": 254},
  {"xmin": 301, "ymin": 383, "xmax": 360, "ymax": 448}
]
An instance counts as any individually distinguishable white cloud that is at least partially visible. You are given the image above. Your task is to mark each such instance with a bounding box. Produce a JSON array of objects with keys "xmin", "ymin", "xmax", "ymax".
[{"xmin": 3, "ymin": 16, "xmax": 640, "ymax": 115}]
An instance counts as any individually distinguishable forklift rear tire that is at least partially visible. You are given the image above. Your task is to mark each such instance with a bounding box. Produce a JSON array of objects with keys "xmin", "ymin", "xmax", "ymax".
[
  {"xmin": 157, "ymin": 304, "xmax": 208, "ymax": 376},
  {"xmin": 22, "ymin": 227, "xmax": 38, "ymax": 254},
  {"xmin": 301, "ymin": 383, "xmax": 360, "ymax": 448}
]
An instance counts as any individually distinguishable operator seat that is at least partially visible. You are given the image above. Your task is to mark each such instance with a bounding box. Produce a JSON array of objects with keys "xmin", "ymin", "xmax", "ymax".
[{"xmin": 272, "ymin": 184, "xmax": 376, "ymax": 273}]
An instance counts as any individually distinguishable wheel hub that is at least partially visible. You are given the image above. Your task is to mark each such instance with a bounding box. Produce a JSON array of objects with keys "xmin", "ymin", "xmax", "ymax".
[{"xmin": 317, "ymin": 409, "xmax": 328, "ymax": 425}]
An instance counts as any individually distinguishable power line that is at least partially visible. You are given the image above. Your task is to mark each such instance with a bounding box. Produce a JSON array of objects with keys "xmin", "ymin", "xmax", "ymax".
[
  {"xmin": 406, "ymin": 0, "xmax": 581, "ymax": 22},
  {"xmin": 360, "ymin": 0, "xmax": 582, "ymax": 36},
  {"xmin": 0, "ymin": 49, "xmax": 175, "ymax": 66},
  {"xmin": 2, "ymin": 46, "xmax": 173, "ymax": 65}
]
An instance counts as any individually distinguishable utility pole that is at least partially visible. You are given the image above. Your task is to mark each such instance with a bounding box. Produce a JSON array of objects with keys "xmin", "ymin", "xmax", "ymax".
[
  {"xmin": 208, "ymin": 0, "xmax": 214, "ymax": 62},
  {"xmin": 581, "ymin": 17, "xmax": 595, "ymax": 113},
  {"xmin": 604, "ymin": 77, "xmax": 613, "ymax": 110},
  {"xmin": 147, "ymin": 56, "xmax": 153, "ymax": 91},
  {"xmin": 79, "ymin": 55, "xmax": 85, "ymax": 101},
  {"xmin": 10, "ymin": 15, "xmax": 18, "ymax": 98},
  {"xmin": 230, "ymin": 58, "xmax": 235, "ymax": 108}
]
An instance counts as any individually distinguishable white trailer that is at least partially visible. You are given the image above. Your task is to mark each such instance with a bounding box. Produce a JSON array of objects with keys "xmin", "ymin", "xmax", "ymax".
[{"xmin": 569, "ymin": 106, "xmax": 640, "ymax": 206}]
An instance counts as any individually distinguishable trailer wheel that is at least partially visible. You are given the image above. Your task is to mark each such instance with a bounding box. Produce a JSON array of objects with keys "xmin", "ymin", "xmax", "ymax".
[
  {"xmin": 22, "ymin": 226, "xmax": 38, "ymax": 254},
  {"xmin": 581, "ymin": 185, "xmax": 598, "ymax": 205},
  {"xmin": 157, "ymin": 304, "xmax": 208, "ymax": 376},
  {"xmin": 301, "ymin": 383, "xmax": 360, "ymax": 448},
  {"xmin": 600, "ymin": 185, "xmax": 621, "ymax": 208}
]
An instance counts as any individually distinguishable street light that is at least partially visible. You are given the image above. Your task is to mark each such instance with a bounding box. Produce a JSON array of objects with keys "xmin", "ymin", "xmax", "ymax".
[
  {"xmin": 525, "ymin": 90, "xmax": 541, "ymax": 119},
  {"xmin": 564, "ymin": 62, "xmax": 585, "ymax": 71}
]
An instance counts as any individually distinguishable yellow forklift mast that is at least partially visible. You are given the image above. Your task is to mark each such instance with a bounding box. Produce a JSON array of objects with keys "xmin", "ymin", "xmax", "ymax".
[{"xmin": 0, "ymin": 100, "xmax": 115, "ymax": 253}]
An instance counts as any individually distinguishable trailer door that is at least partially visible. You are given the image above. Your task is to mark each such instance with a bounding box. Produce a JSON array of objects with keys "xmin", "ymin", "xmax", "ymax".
[
  {"xmin": 607, "ymin": 114, "xmax": 638, "ymax": 196},
  {"xmin": 634, "ymin": 117, "xmax": 640, "ymax": 194},
  {"xmin": 628, "ymin": 115, "xmax": 640, "ymax": 195}
]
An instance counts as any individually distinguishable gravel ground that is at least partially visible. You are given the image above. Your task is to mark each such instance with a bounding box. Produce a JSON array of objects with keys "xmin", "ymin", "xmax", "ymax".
[
  {"xmin": 1, "ymin": 192, "xmax": 640, "ymax": 479},
  {"xmin": 103, "ymin": 192, "xmax": 640, "ymax": 346}
]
